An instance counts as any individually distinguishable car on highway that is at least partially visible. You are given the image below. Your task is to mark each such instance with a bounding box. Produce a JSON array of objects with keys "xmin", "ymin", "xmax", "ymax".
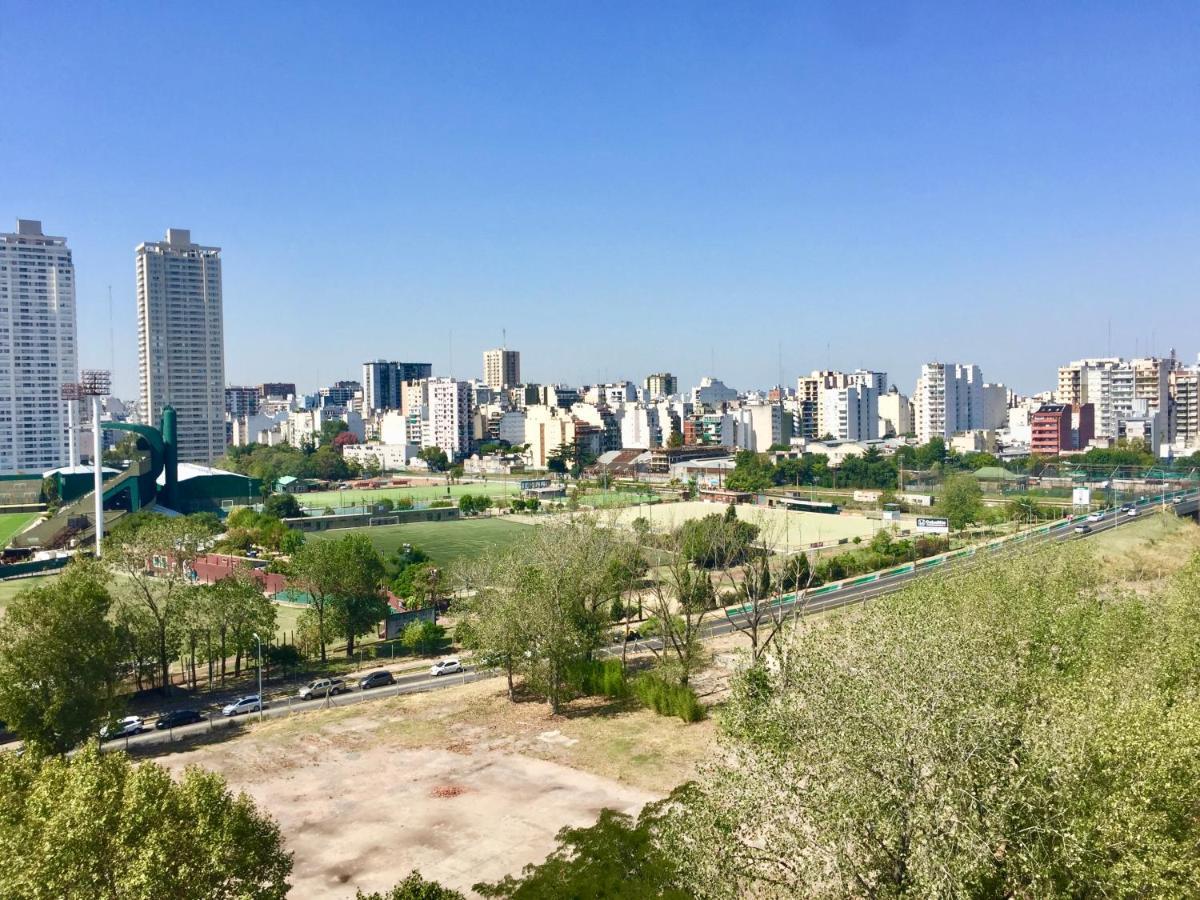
[
  {"xmin": 1173, "ymin": 495, "xmax": 1185, "ymax": 505},
  {"xmin": 1087, "ymin": 511, "xmax": 1105, "ymax": 522},
  {"xmin": 430, "ymin": 658, "xmax": 463, "ymax": 677},
  {"xmin": 1073, "ymin": 523, "xmax": 1092, "ymax": 534},
  {"xmin": 298, "ymin": 677, "xmax": 347, "ymax": 700},
  {"xmin": 222, "ymin": 695, "xmax": 263, "ymax": 717},
  {"xmin": 155, "ymin": 709, "xmax": 204, "ymax": 730},
  {"xmin": 1125, "ymin": 507, "xmax": 1139, "ymax": 518},
  {"xmin": 359, "ymin": 670, "xmax": 395, "ymax": 690},
  {"xmin": 101, "ymin": 716, "xmax": 145, "ymax": 739}
]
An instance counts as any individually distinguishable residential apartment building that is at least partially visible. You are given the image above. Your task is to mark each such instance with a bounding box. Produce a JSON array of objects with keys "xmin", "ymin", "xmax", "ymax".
[
  {"xmin": 259, "ymin": 382, "xmax": 296, "ymax": 400},
  {"xmin": 1058, "ymin": 357, "xmax": 1171, "ymax": 441},
  {"xmin": 913, "ymin": 363, "xmax": 984, "ymax": 443},
  {"xmin": 733, "ymin": 403, "xmax": 790, "ymax": 451},
  {"xmin": 136, "ymin": 228, "xmax": 225, "ymax": 463},
  {"xmin": 643, "ymin": 372, "xmax": 678, "ymax": 400},
  {"xmin": 878, "ymin": 388, "xmax": 912, "ymax": 437},
  {"xmin": 0, "ymin": 219, "xmax": 78, "ymax": 472},
  {"xmin": 483, "ymin": 348, "xmax": 520, "ymax": 390},
  {"xmin": 692, "ymin": 377, "xmax": 737, "ymax": 408},
  {"xmin": 225, "ymin": 385, "xmax": 259, "ymax": 417},
  {"xmin": 362, "ymin": 360, "xmax": 432, "ymax": 412},
  {"xmin": 1031, "ymin": 404, "xmax": 1072, "ymax": 456},
  {"xmin": 524, "ymin": 404, "xmax": 575, "ymax": 469},
  {"xmin": 1169, "ymin": 366, "xmax": 1199, "ymax": 449},
  {"xmin": 421, "ymin": 377, "xmax": 471, "ymax": 459}
]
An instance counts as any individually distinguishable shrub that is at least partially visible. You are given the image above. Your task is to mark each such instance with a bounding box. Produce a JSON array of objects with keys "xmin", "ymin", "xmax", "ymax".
[
  {"xmin": 633, "ymin": 674, "xmax": 704, "ymax": 722},
  {"xmin": 567, "ymin": 658, "xmax": 630, "ymax": 700}
]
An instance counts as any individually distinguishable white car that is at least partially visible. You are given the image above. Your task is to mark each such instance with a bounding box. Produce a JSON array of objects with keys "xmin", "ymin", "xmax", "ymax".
[
  {"xmin": 430, "ymin": 658, "xmax": 463, "ymax": 677},
  {"xmin": 101, "ymin": 715, "xmax": 144, "ymax": 739},
  {"xmin": 1125, "ymin": 507, "xmax": 1139, "ymax": 518},
  {"xmin": 222, "ymin": 695, "xmax": 263, "ymax": 717},
  {"xmin": 1087, "ymin": 512, "xmax": 1105, "ymax": 522}
]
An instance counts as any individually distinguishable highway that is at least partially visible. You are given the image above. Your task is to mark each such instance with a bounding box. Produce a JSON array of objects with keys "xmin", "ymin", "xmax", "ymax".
[{"xmin": 109, "ymin": 489, "xmax": 1198, "ymax": 755}]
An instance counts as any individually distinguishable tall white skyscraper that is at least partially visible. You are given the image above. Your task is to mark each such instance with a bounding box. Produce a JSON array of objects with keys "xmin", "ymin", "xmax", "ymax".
[
  {"xmin": 0, "ymin": 220, "xmax": 78, "ymax": 472},
  {"xmin": 914, "ymin": 363, "xmax": 985, "ymax": 443},
  {"xmin": 136, "ymin": 228, "xmax": 225, "ymax": 463},
  {"xmin": 483, "ymin": 348, "xmax": 520, "ymax": 390}
]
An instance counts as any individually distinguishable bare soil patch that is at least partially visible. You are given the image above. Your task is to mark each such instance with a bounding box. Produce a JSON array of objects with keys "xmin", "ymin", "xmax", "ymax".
[{"xmin": 158, "ymin": 678, "xmax": 714, "ymax": 898}]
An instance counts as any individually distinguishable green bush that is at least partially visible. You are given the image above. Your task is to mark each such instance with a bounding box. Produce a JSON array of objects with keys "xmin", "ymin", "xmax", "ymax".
[
  {"xmin": 633, "ymin": 674, "xmax": 704, "ymax": 722},
  {"xmin": 567, "ymin": 658, "xmax": 629, "ymax": 700}
]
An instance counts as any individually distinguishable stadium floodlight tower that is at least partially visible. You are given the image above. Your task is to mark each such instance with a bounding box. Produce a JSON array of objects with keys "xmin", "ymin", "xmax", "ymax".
[
  {"xmin": 79, "ymin": 370, "xmax": 112, "ymax": 557},
  {"xmin": 60, "ymin": 382, "xmax": 82, "ymax": 469}
]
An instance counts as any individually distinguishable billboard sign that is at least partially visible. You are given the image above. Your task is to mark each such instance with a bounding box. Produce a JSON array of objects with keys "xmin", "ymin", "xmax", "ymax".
[
  {"xmin": 916, "ymin": 517, "xmax": 950, "ymax": 535},
  {"xmin": 1072, "ymin": 487, "xmax": 1091, "ymax": 507}
]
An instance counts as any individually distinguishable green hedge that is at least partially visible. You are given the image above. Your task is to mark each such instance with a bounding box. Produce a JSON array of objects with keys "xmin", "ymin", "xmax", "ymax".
[
  {"xmin": 633, "ymin": 674, "xmax": 704, "ymax": 723},
  {"xmin": 567, "ymin": 658, "xmax": 629, "ymax": 700}
]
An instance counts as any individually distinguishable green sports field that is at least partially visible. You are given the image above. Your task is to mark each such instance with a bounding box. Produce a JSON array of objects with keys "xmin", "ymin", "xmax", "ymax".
[
  {"xmin": 297, "ymin": 480, "xmax": 522, "ymax": 511},
  {"xmin": 0, "ymin": 573, "xmax": 58, "ymax": 612},
  {"xmin": 307, "ymin": 516, "xmax": 532, "ymax": 567},
  {"xmin": 0, "ymin": 512, "xmax": 37, "ymax": 548}
]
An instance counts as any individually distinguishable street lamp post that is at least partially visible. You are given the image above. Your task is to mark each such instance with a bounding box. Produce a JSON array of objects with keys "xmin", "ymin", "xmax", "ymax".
[{"xmin": 253, "ymin": 632, "xmax": 263, "ymax": 722}]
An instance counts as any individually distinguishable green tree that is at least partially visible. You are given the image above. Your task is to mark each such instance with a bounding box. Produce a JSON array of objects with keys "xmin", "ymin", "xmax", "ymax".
[
  {"xmin": 665, "ymin": 545, "xmax": 1200, "ymax": 897},
  {"xmin": 205, "ymin": 568, "xmax": 277, "ymax": 680},
  {"xmin": 318, "ymin": 418, "xmax": 348, "ymax": 445},
  {"xmin": 0, "ymin": 745, "xmax": 292, "ymax": 899},
  {"xmin": 940, "ymin": 472, "xmax": 984, "ymax": 532},
  {"xmin": 401, "ymin": 620, "xmax": 446, "ymax": 656},
  {"xmin": 322, "ymin": 534, "xmax": 389, "ymax": 657},
  {"xmin": 418, "ymin": 446, "xmax": 450, "ymax": 472},
  {"xmin": 666, "ymin": 430, "xmax": 684, "ymax": 449},
  {"xmin": 454, "ymin": 519, "xmax": 626, "ymax": 711},
  {"xmin": 105, "ymin": 516, "xmax": 211, "ymax": 690},
  {"xmin": 475, "ymin": 805, "xmax": 686, "ymax": 899},
  {"xmin": 357, "ymin": 871, "xmax": 464, "ymax": 900},
  {"xmin": 0, "ymin": 563, "xmax": 123, "ymax": 754},
  {"xmin": 290, "ymin": 539, "xmax": 343, "ymax": 663},
  {"xmin": 263, "ymin": 492, "xmax": 303, "ymax": 519},
  {"xmin": 725, "ymin": 451, "xmax": 775, "ymax": 493}
]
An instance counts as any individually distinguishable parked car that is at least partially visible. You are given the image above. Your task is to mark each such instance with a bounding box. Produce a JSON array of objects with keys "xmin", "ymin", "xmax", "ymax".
[
  {"xmin": 1087, "ymin": 511, "xmax": 1105, "ymax": 522},
  {"xmin": 222, "ymin": 695, "xmax": 263, "ymax": 717},
  {"xmin": 359, "ymin": 670, "xmax": 395, "ymax": 690},
  {"xmin": 1073, "ymin": 523, "xmax": 1092, "ymax": 534},
  {"xmin": 156, "ymin": 709, "xmax": 204, "ymax": 730},
  {"xmin": 430, "ymin": 658, "xmax": 463, "ymax": 677},
  {"xmin": 101, "ymin": 716, "xmax": 144, "ymax": 739},
  {"xmin": 299, "ymin": 677, "xmax": 347, "ymax": 700}
]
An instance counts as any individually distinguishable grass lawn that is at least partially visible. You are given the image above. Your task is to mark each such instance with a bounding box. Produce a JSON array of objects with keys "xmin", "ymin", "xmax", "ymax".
[
  {"xmin": 0, "ymin": 512, "xmax": 37, "ymax": 548},
  {"xmin": 298, "ymin": 481, "xmax": 521, "ymax": 511},
  {"xmin": 0, "ymin": 573, "xmax": 58, "ymax": 611},
  {"xmin": 307, "ymin": 516, "xmax": 531, "ymax": 567}
]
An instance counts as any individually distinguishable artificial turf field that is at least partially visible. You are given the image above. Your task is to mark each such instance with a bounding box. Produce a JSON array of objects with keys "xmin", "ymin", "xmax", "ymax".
[
  {"xmin": 0, "ymin": 512, "xmax": 37, "ymax": 549},
  {"xmin": 306, "ymin": 516, "xmax": 531, "ymax": 567},
  {"xmin": 297, "ymin": 481, "xmax": 520, "ymax": 511}
]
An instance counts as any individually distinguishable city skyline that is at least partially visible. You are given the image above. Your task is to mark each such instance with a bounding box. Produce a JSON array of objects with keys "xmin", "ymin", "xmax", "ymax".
[{"xmin": 3, "ymin": 4, "xmax": 1196, "ymax": 398}]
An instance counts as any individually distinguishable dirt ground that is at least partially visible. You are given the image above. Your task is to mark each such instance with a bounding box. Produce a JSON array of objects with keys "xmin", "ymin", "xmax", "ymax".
[{"xmin": 158, "ymin": 673, "xmax": 720, "ymax": 899}]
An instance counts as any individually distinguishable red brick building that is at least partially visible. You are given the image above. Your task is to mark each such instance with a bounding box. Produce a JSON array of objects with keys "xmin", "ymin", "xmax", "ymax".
[{"xmin": 1031, "ymin": 403, "xmax": 1073, "ymax": 455}]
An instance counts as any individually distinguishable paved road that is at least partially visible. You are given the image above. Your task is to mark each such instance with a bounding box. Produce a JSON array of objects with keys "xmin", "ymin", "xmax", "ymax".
[{"xmin": 110, "ymin": 491, "xmax": 1197, "ymax": 755}]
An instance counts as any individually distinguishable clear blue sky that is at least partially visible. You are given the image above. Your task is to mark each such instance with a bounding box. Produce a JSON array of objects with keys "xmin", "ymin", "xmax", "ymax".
[{"xmin": 3, "ymin": 2, "xmax": 1197, "ymax": 398}]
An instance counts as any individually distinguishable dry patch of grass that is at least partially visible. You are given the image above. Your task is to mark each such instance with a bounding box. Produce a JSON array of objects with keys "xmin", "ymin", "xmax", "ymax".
[{"xmin": 1092, "ymin": 512, "xmax": 1200, "ymax": 588}]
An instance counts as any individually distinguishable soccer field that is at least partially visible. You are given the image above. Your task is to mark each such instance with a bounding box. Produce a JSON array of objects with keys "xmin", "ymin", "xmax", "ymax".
[
  {"xmin": 298, "ymin": 481, "xmax": 520, "ymax": 511},
  {"xmin": 602, "ymin": 500, "xmax": 884, "ymax": 551},
  {"xmin": 307, "ymin": 516, "xmax": 531, "ymax": 566},
  {"xmin": 0, "ymin": 512, "xmax": 37, "ymax": 548}
]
